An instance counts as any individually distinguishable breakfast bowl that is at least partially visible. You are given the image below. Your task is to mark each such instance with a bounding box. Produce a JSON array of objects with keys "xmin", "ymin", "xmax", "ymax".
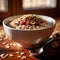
[{"xmin": 3, "ymin": 14, "xmax": 56, "ymax": 48}]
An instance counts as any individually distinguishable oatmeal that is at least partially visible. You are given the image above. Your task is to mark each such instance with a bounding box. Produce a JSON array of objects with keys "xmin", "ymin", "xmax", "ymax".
[{"xmin": 7, "ymin": 14, "xmax": 52, "ymax": 30}]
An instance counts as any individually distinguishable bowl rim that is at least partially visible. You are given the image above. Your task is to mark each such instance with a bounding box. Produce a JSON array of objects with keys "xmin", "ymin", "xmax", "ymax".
[{"xmin": 3, "ymin": 15, "xmax": 56, "ymax": 31}]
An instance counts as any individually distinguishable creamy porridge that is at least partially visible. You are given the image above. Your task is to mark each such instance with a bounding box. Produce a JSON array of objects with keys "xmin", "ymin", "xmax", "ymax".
[{"xmin": 6, "ymin": 14, "xmax": 52, "ymax": 30}]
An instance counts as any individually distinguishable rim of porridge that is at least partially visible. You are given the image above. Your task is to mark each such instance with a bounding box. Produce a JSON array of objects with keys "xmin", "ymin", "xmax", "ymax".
[{"xmin": 3, "ymin": 15, "xmax": 56, "ymax": 31}]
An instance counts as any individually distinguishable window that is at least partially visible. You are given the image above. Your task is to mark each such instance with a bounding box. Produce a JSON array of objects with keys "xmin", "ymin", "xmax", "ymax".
[
  {"xmin": 0, "ymin": 0, "xmax": 8, "ymax": 12},
  {"xmin": 22, "ymin": 0, "xmax": 57, "ymax": 10}
]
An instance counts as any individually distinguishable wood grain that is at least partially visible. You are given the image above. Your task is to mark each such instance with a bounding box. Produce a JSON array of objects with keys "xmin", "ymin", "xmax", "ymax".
[
  {"xmin": 0, "ymin": 17, "xmax": 60, "ymax": 60},
  {"xmin": 0, "ymin": 0, "xmax": 60, "ymax": 23}
]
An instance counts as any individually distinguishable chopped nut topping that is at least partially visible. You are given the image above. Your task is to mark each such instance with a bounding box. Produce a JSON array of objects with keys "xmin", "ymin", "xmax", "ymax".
[
  {"xmin": 20, "ymin": 52, "xmax": 25, "ymax": 55},
  {"xmin": 2, "ymin": 42, "xmax": 7, "ymax": 45},
  {"xmin": 3, "ymin": 36, "xmax": 8, "ymax": 40},
  {"xmin": 29, "ymin": 51, "xmax": 32, "ymax": 56},
  {"xmin": 9, "ymin": 43, "xmax": 16, "ymax": 46},
  {"xmin": 5, "ymin": 44, "xmax": 10, "ymax": 48},
  {"xmin": 17, "ymin": 55, "xmax": 21, "ymax": 58},
  {"xmin": 0, "ymin": 54, "xmax": 8, "ymax": 58},
  {"xmin": 16, "ymin": 51, "xmax": 20, "ymax": 54},
  {"xmin": 9, "ymin": 53, "xmax": 14, "ymax": 57},
  {"xmin": 0, "ymin": 54, "xmax": 4, "ymax": 58},
  {"xmin": 21, "ymin": 56, "xmax": 26, "ymax": 59},
  {"xmin": 16, "ymin": 43, "xmax": 22, "ymax": 47},
  {"xmin": 0, "ymin": 30, "xmax": 8, "ymax": 41},
  {"xmin": 12, "ymin": 43, "xmax": 16, "ymax": 46}
]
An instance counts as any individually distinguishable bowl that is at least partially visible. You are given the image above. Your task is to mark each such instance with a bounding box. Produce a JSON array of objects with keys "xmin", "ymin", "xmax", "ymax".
[{"xmin": 3, "ymin": 15, "xmax": 56, "ymax": 48}]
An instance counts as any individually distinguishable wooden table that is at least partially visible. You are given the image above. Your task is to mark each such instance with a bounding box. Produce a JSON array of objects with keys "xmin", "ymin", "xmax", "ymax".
[
  {"xmin": 36, "ymin": 17, "xmax": 60, "ymax": 60},
  {"xmin": 52, "ymin": 17, "xmax": 60, "ymax": 35},
  {"xmin": 0, "ymin": 17, "xmax": 60, "ymax": 60}
]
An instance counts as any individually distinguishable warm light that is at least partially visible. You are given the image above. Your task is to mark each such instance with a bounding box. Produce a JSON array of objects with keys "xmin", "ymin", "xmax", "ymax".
[
  {"xmin": 22, "ymin": 0, "xmax": 57, "ymax": 10},
  {"xmin": 16, "ymin": 43, "xmax": 22, "ymax": 47},
  {"xmin": 0, "ymin": 0, "xmax": 8, "ymax": 12}
]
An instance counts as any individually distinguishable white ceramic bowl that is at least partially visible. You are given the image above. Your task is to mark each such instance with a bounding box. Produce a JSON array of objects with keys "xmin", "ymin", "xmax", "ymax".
[{"xmin": 3, "ymin": 15, "xmax": 56, "ymax": 48}]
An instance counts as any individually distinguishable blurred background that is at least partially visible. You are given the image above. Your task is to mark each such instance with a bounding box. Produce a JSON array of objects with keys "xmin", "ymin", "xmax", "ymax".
[
  {"xmin": 0, "ymin": 1, "xmax": 60, "ymax": 60},
  {"xmin": 0, "ymin": 0, "xmax": 60, "ymax": 23}
]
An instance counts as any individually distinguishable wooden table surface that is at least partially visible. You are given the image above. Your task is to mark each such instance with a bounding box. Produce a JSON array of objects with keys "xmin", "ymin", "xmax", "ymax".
[
  {"xmin": 37, "ymin": 17, "xmax": 60, "ymax": 60},
  {"xmin": 52, "ymin": 17, "xmax": 60, "ymax": 35},
  {"xmin": 0, "ymin": 17, "xmax": 60, "ymax": 60}
]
